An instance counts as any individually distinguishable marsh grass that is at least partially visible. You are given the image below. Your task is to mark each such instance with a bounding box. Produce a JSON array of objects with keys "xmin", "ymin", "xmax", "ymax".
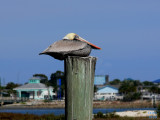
[
  {"xmin": 0, "ymin": 112, "xmax": 158, "ymax": 120},
  {"xmin": 93, "ymin": 118, "xmax": 156, "ymax": 120},
  {"xmin": 93, "ymin": 100, "xmax": 155, "ymax": 108},
  {"xmin": 0, "ymin": 112, "xmax": 65, "ymax": 120}
]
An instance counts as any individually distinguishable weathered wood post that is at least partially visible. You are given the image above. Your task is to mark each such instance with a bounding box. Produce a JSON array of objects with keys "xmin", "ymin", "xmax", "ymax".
[{"xmin": 64, "ymin": 56, "xmax": 97, "ymax": 120}]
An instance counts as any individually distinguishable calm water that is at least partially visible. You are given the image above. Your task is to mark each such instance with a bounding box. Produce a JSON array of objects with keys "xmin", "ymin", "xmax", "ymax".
[{"xmin": 0, "ymin": 108, "xmax": 156, "ymax": 115}]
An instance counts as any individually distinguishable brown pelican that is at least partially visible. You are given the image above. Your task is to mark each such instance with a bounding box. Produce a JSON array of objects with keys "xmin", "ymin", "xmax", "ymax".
[{"xmin": 39, "ymin": 33, "xmax": 101, "ymax": 60}]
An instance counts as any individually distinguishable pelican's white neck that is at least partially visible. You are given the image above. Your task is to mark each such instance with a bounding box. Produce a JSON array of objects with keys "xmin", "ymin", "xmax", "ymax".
[{"xmin": 63, "ymin": 36, "xmax": 69, "ymax": 40}]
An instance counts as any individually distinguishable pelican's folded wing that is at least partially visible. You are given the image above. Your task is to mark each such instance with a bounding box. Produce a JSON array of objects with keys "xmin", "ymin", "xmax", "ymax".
[{"xmin": 40, "ymin": 39, "xmax": 87, "ymax": 54}]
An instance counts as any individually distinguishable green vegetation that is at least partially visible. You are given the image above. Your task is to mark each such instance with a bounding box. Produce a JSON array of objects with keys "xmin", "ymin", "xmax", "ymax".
[
  {"xmin": 94, "ymin": 111, "xmax": 120, "ymax": 119},
  {"xmin": 5, "ymin": 82, "xmax": 21, "ymax": 96},
  {"xmin": 33, "ymin": 74, "xmax": 48, "ymax": 84},
  {"xmin": 43, "ymin": 99, "xmax": 52, "ymax": 103},
  {"xmin": 20, "ymin": 102, "xmax": 26, "ymax": 105},
  {"xmin": 108, "ymin": 78, "xmax": 160, "ymax": 101},
  {"xmin": 149, "ymin": 86, "xmax": 160, "ymax": 94},
  {"xmin": 0, "ymin": 113, "xmax": 65, "ymax": 120},
  {"xmin": 119, "ymin": 79, "xmax": 139, "ymax": 94},
  {"xmin": 156, "ymin": 104, "xmax": 160, "ymax": 117},
  {"xmin": 94, "ymin": 85, "xmax": 98, "ymax": 93},
  {"xmin": 93, "ymin": 117, "xmax": 154, "ymax": 120},
  {"xmin": 123, "ymin": 92, "xmax": 142, "ymax": 101},
  {"xmin": 0, "ymin": 112, "xmax": 155, "ymax": 120},
  {"xmin": 143, "ymin": 111, "xmax": 147, "ymax": 113},
  {"xmin": 109, "ymin": 79, "xmax": 121, "ymax": 85},
  {"xmin": 1, "ymin": 71, "xmax": 160, "ymax": 102},
  {"xmin": 5, "ymin": 82, "xmax": 20, "ymax": 90},
  {"xmin": 49, "ymin": 71, "xmax": 65, "ymax": 97},
  {"xmin": 118, "ymin": 79, "xmax": 142, "ymax": 101},
  {"xmin": 143, "ymin": 81, "xmax": 154, "ymax": 86}
]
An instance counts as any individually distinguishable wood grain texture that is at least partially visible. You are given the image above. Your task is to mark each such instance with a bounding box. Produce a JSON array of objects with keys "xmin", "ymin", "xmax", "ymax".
[{"xmin": 64, "ymin": 56, "xmax": 97, "ymax": 120}]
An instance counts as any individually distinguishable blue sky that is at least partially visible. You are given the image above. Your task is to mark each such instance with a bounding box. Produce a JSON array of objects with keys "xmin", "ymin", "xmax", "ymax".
[{"xmin": 0, "ymin": 0, "xmax": 160, "ymax": 84}]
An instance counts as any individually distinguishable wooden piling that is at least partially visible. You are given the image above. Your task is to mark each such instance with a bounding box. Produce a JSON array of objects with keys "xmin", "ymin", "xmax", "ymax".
[{"xmin": 64, "ymin": 56, "xmax": 97, "ymax": 120}]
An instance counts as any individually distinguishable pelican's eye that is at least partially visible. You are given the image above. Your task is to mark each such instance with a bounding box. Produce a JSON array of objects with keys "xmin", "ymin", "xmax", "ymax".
[{"xmin": 74, "ymin": 35, "xmax": 79, "ymax": 40}]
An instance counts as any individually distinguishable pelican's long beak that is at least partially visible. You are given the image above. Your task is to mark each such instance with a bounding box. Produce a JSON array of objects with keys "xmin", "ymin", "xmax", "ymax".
[{"xmin": 77, "ymin": 37, "xmax": 101, "ymax": 49}]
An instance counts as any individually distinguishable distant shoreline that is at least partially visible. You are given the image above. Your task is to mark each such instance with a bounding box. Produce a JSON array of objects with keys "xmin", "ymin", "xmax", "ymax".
[{"xmin": 0, "ymin": 100, "xmax": 157, "ymax": 109}]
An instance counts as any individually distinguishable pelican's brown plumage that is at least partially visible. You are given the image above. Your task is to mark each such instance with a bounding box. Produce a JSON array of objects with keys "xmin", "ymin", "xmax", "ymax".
[{"xmin": 39, "ymin": 33, "xmax": 101, "ymax": 60}]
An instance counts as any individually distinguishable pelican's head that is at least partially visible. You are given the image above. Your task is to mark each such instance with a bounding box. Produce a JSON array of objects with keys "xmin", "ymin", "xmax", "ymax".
[
  {"xmin": 63, "ymin": 33, "xmax": 101, "ymax": 49},
  {"xmin": 63, "ymin": 33, "xmax": 78, "ymax": 40}
]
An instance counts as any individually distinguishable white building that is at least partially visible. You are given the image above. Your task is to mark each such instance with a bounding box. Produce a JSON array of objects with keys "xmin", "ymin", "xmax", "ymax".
[
  {"xmin": 94, "ymin": 85, "xmax": 123, "ymax": 100},
  {"xmin": 14, "ymin": 77, "xmax": 55, "ymax": 100}
]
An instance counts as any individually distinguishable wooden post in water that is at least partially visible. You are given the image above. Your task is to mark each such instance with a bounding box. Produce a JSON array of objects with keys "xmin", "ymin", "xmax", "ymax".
[{"xmin": 64, "ymin": 56, "xmax": 97, "ymax": 120}]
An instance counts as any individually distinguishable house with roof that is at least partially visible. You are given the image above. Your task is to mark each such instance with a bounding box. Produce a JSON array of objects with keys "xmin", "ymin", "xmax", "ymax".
[
  {"xmin": 94, "ymin": 85, "xmax": 123, "ymax": 100},
  {"xmin": 14, "ymin": 77, "xmax": 55, "ymax": 100}
]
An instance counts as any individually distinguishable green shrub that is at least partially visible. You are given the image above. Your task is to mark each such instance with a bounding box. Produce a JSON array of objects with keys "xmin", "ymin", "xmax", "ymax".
[
  {"xmin": 43, "ymin": 99, "xmax": 51, "ymax": 103},
  {"xmin": 20, "ymin": 102, "xmax": 26, "ymax": 105},
  {"xmin": 108, "ymin": 111, "xmax": 120, "ymax": 118},
  {"xmin": 156, "ymin": 104, "xmax": 160, "ymax": 117},
  {"xmin": 94, "ymin": 111, "xmax": 120, "ymax": 119},
  {"xmin": 95, "ymin": 112, "xmax": 104, "ymax": 118},
  {"xmin": 123, "ymin": 92, "xmax": 142, "ymax": 101}
]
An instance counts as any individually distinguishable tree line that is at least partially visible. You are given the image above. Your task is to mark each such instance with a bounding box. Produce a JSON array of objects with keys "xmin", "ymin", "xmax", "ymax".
[
  {"xmin": 1, "ymin": 71, "xmax": 159, "ymax": 101},
  {"xmin": 109, "ymin": 78, "xmax": 158, "ymax": 101}
]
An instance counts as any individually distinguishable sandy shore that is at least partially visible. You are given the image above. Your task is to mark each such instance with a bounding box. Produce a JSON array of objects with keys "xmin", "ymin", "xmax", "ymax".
[
  {"xmin": 115, "ymin": 110, "xmax": 156, "ymax": 117},
  {"xmin": 1, "ymin": 100, "xmax": 157, "ymax": 109}
]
